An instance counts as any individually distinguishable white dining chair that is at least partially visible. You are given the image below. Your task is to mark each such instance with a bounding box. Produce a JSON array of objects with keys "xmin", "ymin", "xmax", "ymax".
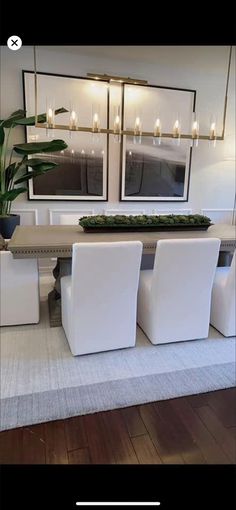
[
  {"xmin": 0, "ymin": 251, "xmax": 40, "ymax": 326},
  {"xmin": 61, "ymin": 241, "xmax": 143, "ymax": 355},
  {"xmin": 210, "ymin": 251, "xmax": 236, "ymax": 337},
  {"xmin": 137, "ymin": 238, "xmax": 220, "ymax": 344}
]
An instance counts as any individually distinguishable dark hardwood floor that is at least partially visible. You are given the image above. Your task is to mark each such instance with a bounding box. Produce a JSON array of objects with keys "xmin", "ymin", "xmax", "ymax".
[{"xmin": 0, "ymin": 388, "xmax": 235, "ymax": 464}]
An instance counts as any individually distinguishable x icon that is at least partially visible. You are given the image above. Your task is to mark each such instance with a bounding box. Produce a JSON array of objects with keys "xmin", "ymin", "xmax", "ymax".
[{"xmin": 7, "ymin": 35, "xmax": 22, "ymax": 50}]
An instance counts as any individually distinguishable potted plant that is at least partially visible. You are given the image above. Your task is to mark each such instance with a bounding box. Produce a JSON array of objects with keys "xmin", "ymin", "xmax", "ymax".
[{"xmin": 0, "ymin": 108, "xmax": 68, "ymax": 238}]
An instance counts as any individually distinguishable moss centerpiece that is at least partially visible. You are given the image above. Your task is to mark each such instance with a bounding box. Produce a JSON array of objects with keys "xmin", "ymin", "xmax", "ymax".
[{"xmin": 79, "ymin": 214, "xmax": 212, "ymax": 232}]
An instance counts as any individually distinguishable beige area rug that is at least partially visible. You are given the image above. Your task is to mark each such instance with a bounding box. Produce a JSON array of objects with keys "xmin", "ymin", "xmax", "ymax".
[{"xmin": 0, "ymin": 276, "xmax": 235, "ymax": 430}]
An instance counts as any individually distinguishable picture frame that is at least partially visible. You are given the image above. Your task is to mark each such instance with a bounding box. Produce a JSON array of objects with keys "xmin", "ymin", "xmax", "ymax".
[
  {"xmin": 23, "ymin": 71, "xmax": 109, "ymax": 201},
  {"xmin": 120, "ymin": 83, "xmax": 196, "ymax": 202}
]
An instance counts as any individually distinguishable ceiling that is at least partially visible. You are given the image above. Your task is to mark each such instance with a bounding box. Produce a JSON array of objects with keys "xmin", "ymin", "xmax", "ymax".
[{"xmin": 42, "ymin": 45, "xmax": 224, "ymax": 65}]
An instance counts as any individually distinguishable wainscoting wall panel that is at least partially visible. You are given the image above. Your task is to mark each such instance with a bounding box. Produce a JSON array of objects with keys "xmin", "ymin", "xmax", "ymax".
[
  {"xmin": 104, "ymin": 209, "xmax": 145, "ymax": 216},
  {"xmin": 49, "ymin": 209, "xmax": 94, "ymax": 225},
  {"xmin": 11, "ymin": 208, "xmax": 38, "ymax": 225},
  {"xmin": 152, "ymin": 209, "xmax": 192, "ymax": 215},
  {"xmin": 201, "ymin": 209, "xmax": 233, "ymax": 225}
]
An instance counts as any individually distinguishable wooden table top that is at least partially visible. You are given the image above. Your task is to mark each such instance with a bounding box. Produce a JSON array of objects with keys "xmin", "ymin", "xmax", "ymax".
[{"xmin": 8, "ymin": 224, "xmax": 236, "ymax": 258}]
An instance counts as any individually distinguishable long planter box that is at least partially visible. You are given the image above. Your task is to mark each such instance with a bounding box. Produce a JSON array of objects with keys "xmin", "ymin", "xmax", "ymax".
[{"xmin": 82, "ymin": 224, "xmax": 211, "ymax": 233}]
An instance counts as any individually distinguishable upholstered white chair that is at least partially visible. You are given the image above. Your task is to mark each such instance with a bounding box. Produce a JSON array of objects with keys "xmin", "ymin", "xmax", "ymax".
[
  {"xmin": 61, "ymin": 241, "xmax": 142, "ymax": 355},
  {"xmin": 210, "ymin": 251, "xmax": 236, "ymax": 337},
  {"xmin": 0, "ymin": 251, "xmax": 40, "ymax": 326},
  {"xmin": 137, "ymin": 238, "xmax": 220, "ymax": 344}
]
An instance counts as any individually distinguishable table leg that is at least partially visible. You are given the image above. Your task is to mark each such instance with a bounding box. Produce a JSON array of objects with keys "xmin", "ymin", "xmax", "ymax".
[
  {"xmin": 218, "ymin": 251, "xmax": 233, "ymax": 267},
  {"xmin": 48, "ymin": 257, "xmax": 72, "ymax": 327},
  {"xmin": 141, "ymin": 254, "xmax": 155, "ymax": 270}
]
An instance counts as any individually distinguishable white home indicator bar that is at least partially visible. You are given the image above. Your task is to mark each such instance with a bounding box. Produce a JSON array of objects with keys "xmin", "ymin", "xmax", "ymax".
[{"xmin": 76, "ymin": 504, "xmax": 161, "ymax": 507}]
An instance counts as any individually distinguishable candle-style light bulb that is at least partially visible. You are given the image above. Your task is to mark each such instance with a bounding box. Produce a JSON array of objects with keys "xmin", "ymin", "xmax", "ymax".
[
  {"xmin": 47, "ymin": 107, "xmax": 54, "ymax": 128},
  {"xmin": 113, "ymin": 105, "xmax": 121, "ymax": 142},
  {"xmin": 70, "ymin": 110, "xmax": 78, "ymax": 130},
  {"xmin": 209, "ymin": 122, "xmax": 216, "ymax": 140},
  {"xmin": 134, "ymin": 116, "xmax": 142, "ymax": 136},
  {"xmin": 209, "ymin": 114, "xmax": 217, "ymax": 147},
  {"xmin": 92, "ymin": 112, "xmax": 100, "ymax": 132},
  {"xmin": 192, "ymin": 120, "xmax": 199, "ymax": 138},
  {"xmin": 114, "ymin": 114, "xmax": 121, "ymax": 133},
  {"xmin": 191, "ymin": 113, "xmax": 199, "ymax": 146},
  {"xmin": 154, "ymin": 118, "xmax": 161, "ymax": 137},
  {"xmin": 173, "ymin": 119, "xmax": 180, "ymax": 138}
]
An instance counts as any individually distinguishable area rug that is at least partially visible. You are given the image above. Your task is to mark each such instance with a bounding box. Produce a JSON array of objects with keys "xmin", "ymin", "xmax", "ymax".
[{"xmin": 1, "ymin": 297, "xmax": 235, "ymax": 431}]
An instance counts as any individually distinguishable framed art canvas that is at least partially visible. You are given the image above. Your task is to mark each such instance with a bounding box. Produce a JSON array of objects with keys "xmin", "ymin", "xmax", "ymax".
[
  {"xmin": 23, "ymin": 71, "xmax": 109, "ymax": 201},
  {"xmin": 120, "ymin": 83, "xmax": 195, "ymax": 202}
]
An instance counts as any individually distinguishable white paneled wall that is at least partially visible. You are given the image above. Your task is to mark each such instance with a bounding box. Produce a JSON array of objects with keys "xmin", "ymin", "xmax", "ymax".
[
  {"xmin": 49, "ymin": 209, "xmax": 94, "ymax": 225},
  {"xmin": 152, "ymin": 209, "xmax": 192, "ymax": 215},
  {"xmin": 201, "ymin": 209, "xmax": 234, "ymax": 224},
  {"xmin": 11, "ymin": 208, "xmax": 38, "ymax": 225},
  {"xmin": 12, "ymin": 207, "xmax": 235, "ymax": 225},
  {"xmin": 10, "ymin": 207, "xmax": 209, "ymax": 223},
  {"xmin": 104, "ymin": 209, "xmax": 145, "ymax": 216}
]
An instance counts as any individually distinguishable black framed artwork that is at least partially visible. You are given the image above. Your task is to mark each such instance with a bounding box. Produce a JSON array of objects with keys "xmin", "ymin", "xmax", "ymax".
[
  {"xmin": 120, "ymin": 83, "xmax": 195, "ymax": 202},
  {"xmin": 23, "ymin": 71, "xmax": 109, "ymax": 201}
]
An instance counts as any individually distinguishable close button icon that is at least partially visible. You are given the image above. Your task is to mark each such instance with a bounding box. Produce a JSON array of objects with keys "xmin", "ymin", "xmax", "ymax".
[{"xmin": 7, "ymin": 36, "xmax": 22, "ymax": 50}]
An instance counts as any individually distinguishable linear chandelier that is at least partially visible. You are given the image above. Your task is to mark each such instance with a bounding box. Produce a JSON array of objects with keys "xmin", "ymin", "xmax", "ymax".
[{"xmin": 33, "ymin": 46, "xmax": 232, "ymax": 143}]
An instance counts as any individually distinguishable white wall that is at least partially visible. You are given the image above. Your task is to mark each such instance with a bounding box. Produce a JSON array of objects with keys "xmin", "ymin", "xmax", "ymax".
[{"xmin": 1, "ymin": 45, "xmax": 235, "ymax": 225}]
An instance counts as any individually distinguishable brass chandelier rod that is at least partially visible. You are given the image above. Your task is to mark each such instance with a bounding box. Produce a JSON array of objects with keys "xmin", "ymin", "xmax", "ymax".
[
  {"xmin": 34, "ymin": 123, "xmax": 222, "ymax": 140},
  {"xmin": 34, "ymin": 46, "xmax": 38, "ymax": 125},
  {"xmin": 221, "ymin": 45, "xmax": 232, "ymax": 140},
  {"xmin": 33, "ymin": 46, "xmax": 233, "ymax": 141}
]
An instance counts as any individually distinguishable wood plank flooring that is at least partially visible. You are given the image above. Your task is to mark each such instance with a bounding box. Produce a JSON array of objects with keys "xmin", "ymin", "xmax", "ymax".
[{"xmin": 0, "ymin": 388, "xmax": 235, "ymax": 464}]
